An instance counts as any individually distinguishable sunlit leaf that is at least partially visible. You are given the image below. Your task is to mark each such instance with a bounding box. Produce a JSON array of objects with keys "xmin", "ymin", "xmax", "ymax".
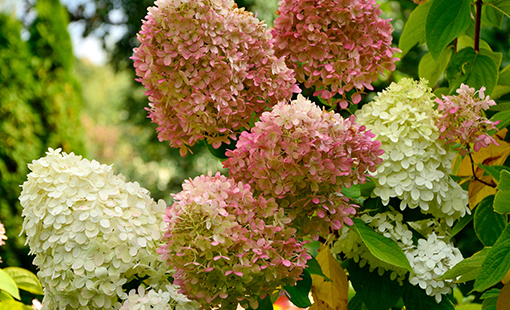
[
  {"xmin": 0, "ymin": 269, "xmax": 20, "ymax": 300},
  {"xmin": 310, "ymin": 246, "xmax": 348, "ymax": 310},
  {"xmin": 399, "ymin": 1, "xmax": 432, "ymax": 56},
  {"xmin": 3, "ymin": 267, "xmax": 43, "ymax": 296},
  {"xmin": 350, "ymin": 219, "xmax": 412, "ymax": 272}
]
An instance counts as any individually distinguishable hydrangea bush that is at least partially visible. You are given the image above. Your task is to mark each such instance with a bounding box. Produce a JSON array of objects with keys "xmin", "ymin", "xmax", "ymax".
[{"xmin": 13, "ymin": 0, "xmax": 510, "ymax": 309}]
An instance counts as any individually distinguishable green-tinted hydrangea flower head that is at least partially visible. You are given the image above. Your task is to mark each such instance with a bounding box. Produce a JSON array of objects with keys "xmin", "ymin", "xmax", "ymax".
[
  {"xmin": 355, "ymin": 79, "xmax": 469, "ymax": 226},
  {"xmin": 19, "ymin": 148, "xmax": 174, "ymax": 309},
  {"xmin": 159, "ymin": 173, "xmax": 310, "ymax": 310}
]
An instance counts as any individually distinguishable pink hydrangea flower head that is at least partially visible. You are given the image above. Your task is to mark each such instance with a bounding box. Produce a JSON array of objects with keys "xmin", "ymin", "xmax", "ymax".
[
  {"xmin": 223, "ymin": 95, "xmax": 384, "ymax": 240},
  {"xmin": 133, "ymin": 0, "xmax": 299, "ymax": 156},
  {"xmin": 436, "ymin": 84, "xmax": 499, "ymax": 155},
  {"xmin": 159, "ymin": 172, "xmax": 310, "ymax": 310},
  {"xmin": 271, "ymin": 0, "xmax": 400, "ymax": 108}
]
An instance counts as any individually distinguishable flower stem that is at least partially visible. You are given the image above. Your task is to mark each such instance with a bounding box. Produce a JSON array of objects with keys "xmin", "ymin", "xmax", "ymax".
[{"xmin": 468, "ymin": 151, "xmax": 496, "ymax": 188}]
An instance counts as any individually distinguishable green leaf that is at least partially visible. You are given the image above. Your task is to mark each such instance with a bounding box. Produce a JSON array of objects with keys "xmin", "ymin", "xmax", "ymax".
[
  {"xmin": 437, "ymin": 247, "xmax": 490, "ymax": 282},
  {"xmin": 360, "ymin": 178, "xmax": 375, "ymax": 197},
  {"xmin": 245, "ymin": 294, "xmax": 273, "ymax": 310},
  {"xmin": 487, "ymin": 0, "xmax": 510, "ymax": 18},
  {"xmin": 418, "ymin": 47, "xmax": 454, "ymax": 87},
  {"xmin": 446, "ymin": 47, "xmax": 499, "ymax": 96},
  {"xmin": 482, "ymin": 1, "xmax": 504, "ymax": 28},
  {"xmin": 491, "ymin": 85, "xmax": 510, "ymax": 100},
  {"xmin": 457, "ymin": 35, "xmax": 493, "ymax": 52},
  {"xmin": 478, "ymin": 164, "xmax": 510, "ymax": 182},
  {"xmin": 473, "ymin": 224, "xmax": 510, "ymax": 291},
  {"xmin": 403, "ymin": 282, "xmax": 454, "ymax": 310},
  {"xmin": 399, "ymin": 1, "xmax": 432, "ymax": 56},
  {"xmin": 284, "ymin": 269, "xmax": 312, "ymax": 308},
  {"xmin": 0, "ymin": 300, "xmax": 33, "ymax": 310},
  {"xmin": 3, "ymin": 267, "xmax": 43, "ymax": 296},
  {"xmin": 0, "ymin": 269, "xmax": 20, "ymax": 300},
  {"xmin": 474, "ymin": 195, "xmax": 507, "ymax": 246},
  {"xmin": 481, "ymin": 288, "xmax": 501, "ymax": 300},
  {"xmin": 350, "ymin": 218, "xmax": 413, "ymax": 272},
  {"xmin": 451, "ymin": 211, "xmax": 474, "ymax": 237},
  {"xmin": 349, "ymin": 260, "xmax": 403, "ymax": 310},
  {"xmin": 481, "ymin": 296, "xmax": 498, "ymax": 310},
  {"xmin": 434, "ymin": 87, "xmax": 450, "ymax": 97},
  {"xmin": 305, "ymin": 255, "xmax": 331, "ymax": 282},
  {"xmin": 342, "ymin": 184, "xmax": 361, "ymax": 199},
  {"xmin": 488, "ymin": 101, "xmax": 510, "ymax": 112},
  {"xmin": 491, "ymin": 109, "xmax": 510, "ymax": 130},
  {"xmin": 499, "ymin": 64, "xmax": 510, "ymax": 86},
  {"xmin": 0, "ymin": 290, "xmax": 14, "ymax": 302},
  {"xmin": 426, "ymin": 0, "xmax": 471, "ymax": 60},
  {"xmin": 494, "ymin": 170, "xmax": 510, "ymax": 213}
]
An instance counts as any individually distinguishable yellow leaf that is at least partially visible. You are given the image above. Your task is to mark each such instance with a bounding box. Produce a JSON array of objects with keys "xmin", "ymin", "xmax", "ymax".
[
  {"xmin": 310, "ymin": 246, "xmax": 348, "ymax": 310},
  {"xmin": 503, "ymin": 269, "xmax": 510, "ymax": 285},
  {"xmin": 497, "ymin": 282, "xmax": 510, "ymax": 310},
  {"xmin": 454, "ymin": 129, "xmax": 510, "ymax": 209}
]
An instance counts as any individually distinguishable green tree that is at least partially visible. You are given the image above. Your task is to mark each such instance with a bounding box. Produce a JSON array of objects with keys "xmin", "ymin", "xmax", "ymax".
[{"xmin": 0, "ymin": 0, "xmax": 86, "ymax": 269}]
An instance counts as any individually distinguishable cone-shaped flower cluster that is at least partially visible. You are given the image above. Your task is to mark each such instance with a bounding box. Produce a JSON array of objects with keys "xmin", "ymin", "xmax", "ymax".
[
  {"xmin": 159, "ymin": 172, "xmax": 310, "ymax": 310},
  {"xmin": 271, "ymin": 0, "xmax": 399, "ymax": 108},
  {"xmin": 406, "ymin": 232, "xmax": 463, "ymax": 303},
  {"xmin": 133, "ymin": 0, "xmax": 299, "ymax": 155},
  {"xmin": 19, "ymin": 148, "xmax": 174, "ymax": 309},
  {"xmin": 436, "ymin": 84, "xmax": 499, "ymax": 155},
  {"xmin": 355, "ymin": 78, "xmax": 469, "ymax": 226},
  {"xmin": 224, "ymin": 95, "xmax": 384, "ymax": 239}
]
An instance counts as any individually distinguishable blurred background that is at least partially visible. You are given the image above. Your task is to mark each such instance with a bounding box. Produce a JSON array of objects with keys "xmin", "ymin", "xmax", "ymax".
[{"xmin": 1, "ymin": 0, "xmax": 509, "ymax": 287}]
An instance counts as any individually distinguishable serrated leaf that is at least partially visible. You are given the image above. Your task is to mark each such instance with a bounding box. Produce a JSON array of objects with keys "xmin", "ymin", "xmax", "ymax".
[
  {"xmin": 285, "ymin": 269, "xmax": 312, "ymax": 308},
  {"xmin": 473, "ymin": 225, "xmax": 510, "ymax": 291},
  {"xmin": 418, "ymin": 47, "xmax": 454, "ymax": 87},
  {"xmin": 403, "ymin": 282, "xmax": 454, "ymax": 310},
  {"xmin": 426, "ymin": 0, "xmax": 471, "ymax": 60},
  {"xmin": 497, "ymin": 282, "xmax": 510, "ymax": 310},
  {"xmin": 474, "ymin": 195, "xmax": 507, "ymax": 246},
  {"xmin": 446, "ymin": 47, "xmax": 499, "ymax": 96},
  {"xmin": 437, "ymin": 247, "xmax": 490, "ymax": 282},
  {"xmin": 3, "ymin": 267, "xmax": 43, "ymax": 296},
  {"xmin": 310, "ymin": 246, "xmax": 348, "ymax": 310},
  {"xmin": 350, "ymin": 219, "xmax": 412, "ymax": 272},
  {"xmin": 494, "ymin": 170, "xmax": 510, "ymax": 213},
  {"xmin": 0, "ymin": 269, "xmax": 20, "ymax": 300},
  {"xmin": 399, "ymin": 1, "xmax": 432, "ymax": 56},
  {"xmin": 349, "ymin": 261, "xmax": 403, "ymax": 310}
]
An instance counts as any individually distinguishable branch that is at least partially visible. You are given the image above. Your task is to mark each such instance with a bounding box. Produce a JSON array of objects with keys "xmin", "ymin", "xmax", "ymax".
[
  {"xmin": 474, "ymin": 0, "xmax": 483, "ymax": 53},
  {"xmin": 468, "ymin": 151, "xmax": 496, "ymax": 188}
]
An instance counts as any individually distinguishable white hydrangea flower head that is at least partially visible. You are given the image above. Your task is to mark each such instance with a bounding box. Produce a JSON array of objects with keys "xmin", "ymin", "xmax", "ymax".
[
  {"xmin": 355, "ymin": 78, "xmax": 469, "ymax": 226},
  {"xmin": 331, "ymin": 210, "xmax": 412, "ymax": 284},
  {"xmin": 119, "ymin": 284, "xmax": 200, "ymax": 310},
  {"xmin": 19, "ymin": 148, "xmax": 170, "ymax": 309},
  {"xmin": 406, "ymin": 233, "xmax": 463, "ymax": 303}
]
